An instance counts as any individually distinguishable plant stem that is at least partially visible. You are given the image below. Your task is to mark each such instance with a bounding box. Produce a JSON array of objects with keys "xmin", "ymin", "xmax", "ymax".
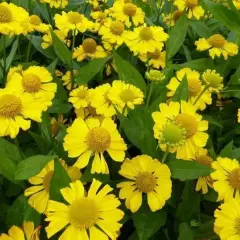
[
  {"xmin": 145, "ymin": 82, "xmax": 153, "ymax": 108},
  {"xmin": 26, "ymin": 33, "xmax": 33, "ymax": 62},
  {"xmin": 162, "ymin": 146, "xmax": 169, "ymax": 163},
  {"xmin": 193, "ymin": 85, "xmax": 210, "ymax": 105}
]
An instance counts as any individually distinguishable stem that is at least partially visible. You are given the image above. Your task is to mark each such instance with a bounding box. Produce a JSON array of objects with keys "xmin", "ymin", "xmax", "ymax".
[
  {"xmin": 70, "ymin": 32, "xmax": 76, "ymax": 90},
  {"xmin": 26, "ymin": 33, "xmax": 33, "ymax": 62},
  {"xmin": 162, "ymin": 146, "xmax": 169, "ymax": 163},
  {"xmin": 145, "ymin": 82, "xmax": 153, "ymax": 108},
  {"xmin": 193, "ymin": 85, "xmax": 210, "ymax": 105}
]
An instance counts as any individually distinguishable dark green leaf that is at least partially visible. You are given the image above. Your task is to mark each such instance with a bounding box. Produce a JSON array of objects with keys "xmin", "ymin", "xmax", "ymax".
[
  {"xmin": 221, "ymin": 85, "xmax": 240, "ymax": 98},
  {"xmin": 35, "ymin": 1, "xmax": 51, "ymax": 23},
  {"xmin": 178, "ymin": 223, "xmax": 194, "ymax": 240},
  {"xmin": 172, "ymin": 76, "xmax": 188, "ymax": 101},
  {"xmin": 6, "ymin": 39, "xmax": 18, "ymax": 71},
  {"xmin": 203, "ymin": 188, "xmax": 218, "ymax": 202},
  {"xmin": 192, "ymin": 220, "xmax": 217, "ymax": 239},
  {"xmin": 29, "ymin": 131, "xmax": 51, "ymax": 155},
  {"xmin": 148, "ymin": 87, "xmax": 167, "ymax": 112},
  {"xmin": 0, "ymin": 35, "xmax": 14, "ymax": 53},
  {"xmin": 202, "ymin": 114, "xmax": 223, "ymax": 128},
  {"xmin": 47, "ymin": 58, "xmax": 58, "ymax": 74},
  {"xmin": 188, "ymin": 20, "xmax": 212, "ymax": 38},
  {"xmin": 0, "ymin": 138, "xmax": 22, "ymax": 162},
  {"xmin": 48, "ymin": 99, "xmax": 72, "ymax": 114},
  {"xmin": 219, "ymin": 141, "xmax": 233, "ymax": 158}
]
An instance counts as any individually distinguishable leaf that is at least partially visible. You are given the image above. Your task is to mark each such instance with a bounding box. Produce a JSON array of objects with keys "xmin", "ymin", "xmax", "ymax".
[
  {"xmin": 114, "ymin": 52, "xmax": 146, "ymax": 92},
  {"xmin": 15, "ymin": 155, "xmax": 56, "ymax": 180},
  {"xmin": 219, "ymin": 141, "xmax": 233, "ymax": 158},
  {"xmin": 204, "ymin": 0, "xmax": 240, "ymax": 33},
  {"xmin": 47, "ymin": 58, "xmax": 58, "ymax": 74},
  {"xmin": 29, "ymin": 131, "xmax": 51, "ymax": 155},
  {"xmin": 221, "ymin": 85, "xmax": 240, "ymax": 98},
  {"xmin": 75, "ymin": 57, "xmax": 109, "ymax": 85},
  {"xmin": 48, "ymin": 99, "xmax": 72, "ymax": 114},
  {"xmin": 192, "ymin": 220, "xmax": 217, "ymax": 239},
  {"xmin": 0, "ymin": 35, "xmax": 14, "ymax": 53},
  {"xmin": 49, "ymin": 159, "xmax": 71, "ymax": 202},
  {"xmin": 172, "ymin": 76, "xmax": 188, "ymax": 101},
  {"xmin": 167, "ymin": 14, "xmax": 188, "ymax": 60},
  {"xmin": 188, "ymin": 20, "xmax": 212, "ymax": 38},
  {"xmin": 6, "ymin": 39, "xmax": 18, "ymax": 71},
  {"xmin": 167, "ymin": 159, "xmax": 213, "ymax": 180},
  {"xmin": 202, "ymin": 114, "xmax": 223, "ymax": 128},
  {"xmin": 133, "ymin": 207, "xmax": 167, "ymax": 240},
  {"xmin": 178, "ymin": 223, "xmax": 194, "ymax": 240},
  {"xmin": 0, "ymin": 138, "xmax": 22, "ymax": 162},
  {"xmin": 148, "ymin": 87, "xmax": 167, "ymax": 112},
  {"xmin": 35, "ymin": 1, "xmax": 51, "ymax": 23}
]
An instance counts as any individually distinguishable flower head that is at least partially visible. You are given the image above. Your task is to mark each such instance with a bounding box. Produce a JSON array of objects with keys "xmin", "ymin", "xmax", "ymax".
[
  {"xmin": 146, "ymin": 69, "xmax": 165, "ymax": 82},
  {"xmin": 62, "ymin": 70, "xmax": 78, "ymax": 90},
  {"xmin": 202, "ymin": 69, "xmax": 223, "ymax": 92},
  {"xmin": 27, "ymin": 15, "xmax": 49, "ymax": 33},
  {"xmin": 163, "ymin": 10, "xmax": 183, "ymax": 26}
]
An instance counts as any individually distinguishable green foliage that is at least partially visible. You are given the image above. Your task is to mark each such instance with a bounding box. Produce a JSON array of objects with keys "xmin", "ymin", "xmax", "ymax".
[{"xmin": 172, "ymin": 76, "xmax": 188, "ymax": 101}]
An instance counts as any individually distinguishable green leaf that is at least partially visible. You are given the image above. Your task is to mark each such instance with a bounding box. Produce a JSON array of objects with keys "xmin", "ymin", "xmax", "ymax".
[
  {"xmin": 172, "ymin": 76, "xmax": 188, "ymax": 102},
  {"xmin": 0, "ymin": 138, "xmax": 22, "ymax": 162},
  {"xmin": 48, "ymin": 99, "xmax": 72, "ymax": 114},
  {"xmin": 15, "ymin": 155, "xmax": 56, "ymax": 180},
  {"xmin": 167, "ymin": 14, "xmax": 188, "ymax": 60},
  {"xmin": 188, "ymin": 20, "xmax": 212, "ymax": 38},
  {"xmin": 219, "ymin": 141, "xmax": 233, "ymax": 158},
  {"xmin": 178, "ymin": 223, "xmax": 194, "ymax": 240},
  {"xmin": 75, "ymin": 57, "xmax": 109, "ymax": 85},
  {"xmin": 114, "ymin": 52, "xmax": 146, "ymax": 92},
  {"xmin": 148, "ymin": 87, "xmax": 167, "ymax": 112},
  {"xmin": 204, "ymin": 0, "xmax": 240, "ymax": 33},
  {"xmin": 202, "ymin": 114, "xmax": 223, "ymax": 128},
  {"xmin": 6, "ymin": 39, "xmax": 18, "ymax": 71},
  {"xmin": 221, "ymin": 85, "xmax": 240, "ymax": 98},
  {"xmin": 35, "ymin": 1, "xmax": 51, "ymax": 23},
  {"xmin": 29, "ymin": 131, "xmax": 51, "ymax": 155},
  {"xmin": 0, "ymin": 35, "xmax": 14, "ymax": 53},
  {"xmin": 47, "ymin": 58, "xmax": 58, "ymax": 74},
  {"xmin": 49, "ymin": 159, "xmax": 71, "ymax": 202},
  {"xmin": 192, "ymin": 220, "xmax": 217, "ymax": 239},
  {"xmin": 167, "ymin": 159, "xmax": 213, "ymax": 180},
  {"xmin": 133, "ymin": 207, "xmax": 167, "ymax": 240}
]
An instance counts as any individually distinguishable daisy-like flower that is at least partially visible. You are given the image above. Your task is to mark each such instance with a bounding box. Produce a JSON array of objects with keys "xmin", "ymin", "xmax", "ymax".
[
  {"xmin": 125, "ymin": 25, "xmax": 169, "ymax": 55},
  {"xmin": 211, "ymin": 157, "xmax": 240, "ymax": 201},
  {"xmin": 145, "ymin": 69, "xmax": 165, "ymax": 82},
  {"xmin": 64, "ymin": 117, "xmax": 127, "ymax": 174},
  {"xmin": 62, "ymin": 70, "xmax": 78, "ymax": 90},
  {"xmin": 27, "ymin": 15, "xmax": 49, "ymax": 33},
  {"xmin": 45, "ymin": 179, "xmax": 124, "ymax": 239},
  {"xmin": 51, "ymin": 114, "xmax": 67, "ymax": 137},
  {"xmin": 108, "ymin": 80, "xmax": 144, "ymax": 115},
  {"xmin": 167, "ymin": 68, "xmax": 212, "ymax": 110},
  {"xmin": 40, "ymin": 0, "xmax": 68, "ymax": 8},
  {"xmin": 25, "ymin": 159, "xmax": 81, "ymax": 213},
  {"xmin": 0, "ymin": 2, "xmax": 29, "ymax": 36},
  {"xmin": 202, "ymin": 69, "xmax": 224, "ymax": 92},
  {"xmin": 0, "ymin": 221, "xmax": 40, "ymax": 240},
  {"xmin": 174, "ymin": 0, "xmax": 204, "ymax": 19},
  {"xmin": 193, "ymin": 148, "xmax": 213, "ymax": 194},
  {"xmin": 0, "ymin": 88, "xmax": 43, "ymax": 138},
  {"xmin": 163, "ymin": 10, "xmax": 183, "ymax": 26},
  {"xmin": 152, "ymin": 101, "xmax": 209, "ymax": 160},
  {"xmin": 91, "ymin": 83, "xmax": 116, "ymax": 117},
  {"xmin": 195, "ymin": 34, "xmax": 239, "ymax": 60},
  {"xmin": 73, "ymin": 38, "xmax": 107, "ymax": 62},
  {"xmin": 6, "ymin": 66, "xmax": 57, "ymax": 111},
  {"xmin": 91, "ymin": 9, "xmax": 109, "ymax": 27},
  {"xmin": 54, "ymin": 11, "xmax": 91, "ymax": 35},
  {"xmin": 117, "ymin": 155, "xmax": 172, "ymax": 212},
  {"xmin": 110, "ymin": 1, "xmax": 145, "ymax": 27},
  {"xmin": 214, "ymin": 199, "xmax": 240, "ymax": 240},
  {"xmin": 139, "ymin": 49, "xmax": 166, "ymax": 69}
]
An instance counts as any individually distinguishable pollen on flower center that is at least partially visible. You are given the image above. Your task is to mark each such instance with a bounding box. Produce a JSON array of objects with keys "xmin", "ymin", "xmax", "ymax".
[
  {"xmin": 147, "ymin": 49, "xmax": 160, "ymax": 59},
  {"xmin": 30, "ymin": 15, "xmax": 42, "ymax": 26},
  {"xmin": 208, "ymin": 34, "xmax": 226, "ymax": 48},
  {"xmin": 185, "ymin": 0, "xmax": 198, "ymax": 8},
  {"xmin": 82, "ymin": 38, "xmax": 97, "ymax": 54},
  {"xmin": 120, "ymin": 89, "xmax": 135, "ymax": 102},
  {"xmin": 22, "ymin": 73, "xmax": 41, "ymax": 93},
  {"xmin": 0, "ymin": 5, "xmax": 12, "ymax": 23},
  {"xmin": 123, "ymin": 3, "xmax": 137, "ymax": 16},
  {"xmin": 136, "ymin": 172, "xmax": 157, "ymax": 193},
  {"xmin": 0, "ymin": 94, "xmax": 22, "ymax": 117},
  {"xmin": 69, "ymin": 198, "xmax": 99, "ymax": 229},
  {"xmin": 235, "ymin": 218, "xmax": 240, "ymax": 234},
  {"xmin": 110, "ymin": 21, "xmax": 125, "ymax": 35},
  {"xmin": 86, "ymin": 127, "xmax": 111, "ymax": 152},
  {"xmin": 228, "ymin": 168, "xmax": 240, "ymax": 190},
  {"xmin": 195, "ymin": 155, "xmax": 213, "ymax": 167},
  {"xmin": 175, "ymin": 113, "xmax": 197, "ymax": 138},
  {"xmin": 173, "ymin": 10, "xmax": 182, "ymax": 21},
  {"xmin": 140, "ymin": 27, "xmax": 153, "ymax": 41},
  {"xmin": 43, "ymin": 171, "xmax": 54, "ymax": 192},
  {"xmin": 77, "ymin": 89, "xmax": 87, "ymax": 99},
  {"xmin": 162, "ymin": 124, "xmax": 184, "ymax": 144},
  {"xmin": 188, "ymin": 78, "xmax": 202, "ymax": 96},
  {"xmin": 68, "ymin": 12, "xmax": 82, "ymax": 24}
]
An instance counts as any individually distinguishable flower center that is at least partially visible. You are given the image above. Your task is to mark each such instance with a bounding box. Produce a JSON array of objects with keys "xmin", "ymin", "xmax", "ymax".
[
  {"xmin": 0, "ymin": 94, "xmax": 22, "ymax": 117},
  {"xmin": 205, "ymin": 74, "xmax": 223, "ymax": 88},
  {"xmin": 0, "ymin": 5, "xmax": 12, "ymax": 23},
  {"xmin": 140, "ymin": 27, "xmax": 153, "ymax": 41},
  {"xmin": 123, "ymin": 3, "xmax": 137, "ymax": 16},
  {"xmin": 69, "ymin": 198, "xmax": 98, "ymax": 230},
  {"xmin": 185, "ymin": 0, "xmax": 198, "ymax": 8},
  {"xmin": 136, "ymin": 172, "xmax": 157, "ymax": 193},
  {"xmin": 208, "ymin": 34, "xmax": 226, "ymax": 48},
  {"xmin": 195, "ymin": 155, "xmax": 213, "ymax": 167},
  {"xmin": 82, "ymin": 38, "xmax": 97, "ymax": 54},
  {"xmin": 86, "ymin": 127, "xmax": 111, "ymax": 152},
  {"xmin": 235, "ymin": 218, "xmax": 240, "ymax": 234},
  {"xmin": 188, "ymin": 78, "xmax": 202, "ymax": 96},
  {"xmin": 228, "ymin": 168, "xmax": 240, "ymax": 190},
  {"xmin": 110, "ymin": 21, "xmax": 125, "ymax": 35},
  {"xmin": 43, "ymin": 171, "xmax": 54, "ymax": 192},
  {"xmin": 30, "ymin": 15, "xmax": 42, "ymax": 26},
  {"xmin": 68, "ymin": 12, "xmax": 82, "ymax": 24},
  {"xmin": 147, "ymin": 49, "xmax": 160, "ymax": 59},
  {"xmin": 173, "ymin": 10, "xmax": 182, "ymax": 21},
  {"xmin": 162, "ymin": 124, "xmax": 184, "ymax": 144},
  {"xmin": 22, "ymin": 73, "xmax": 41, "ymax": 93},
  {"xmin": 120, "ymin": 89, "xmax": 135, "ymax": 102},
  {"xmin": 77, "ymin": 89, "xmax": 87, "ymax": 99}
]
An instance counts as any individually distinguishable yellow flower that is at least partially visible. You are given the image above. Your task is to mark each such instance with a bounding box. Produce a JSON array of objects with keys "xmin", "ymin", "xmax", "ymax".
[
  {"xmin": 214, "ymin": 199, "xmax": 240, "ymax": 240},
  {"xmin": 91, "ymin": 83, "xmax": 116, "ymax": 117},
  {"xmin": 174, "ymin": 0, "xmax": 204, "ymax": 19},
  {"xmin": 211, "ymin": 157, "xmax": 240, "ymax": 201},
  {"xmin": 25, "ymin": 159, "xmax": 81, "ymax": 213},
  {"xmin": 27, "ymin": 15, "xmax": 49, "ymax": 33},
  {"xmin": 146, "ymin": 69, "xmax": 165, "ymax": 82},
  {"xmin": 108, "ymin": 80, "xmax": 144, "ymax": 115},
  {"xmin": 0, "ymin": 2, "xmax": 29, "ymax": 36},
  {"xmin": 54, "ymin": 11, "xmax": 91, "ymax": 35},
  {"xmin": 88, "ymin": 0, "xmax": 107, "ymax": 9},
  {"xmin": 195, "ymin": 34, "xmax": 239, "ymax": 59},
  {"xmin": 7, "ymin": 66, "xmax": 57, "ymax": 111},
  {"xmin": 233, "ymin": 0, "xmax": 240, "ymax": 9},
  {"xmin": 0, "ymin": 221, "xmax": 40, "ymax": 240},
  {"xmin": 0, "ymin": 88, "xmax": 43, "ymax": 138},
  {"xmin": 110, "ymin": 1, "xmax": 145, "ymax": 27},
  {"xmin": 163, "ymin": 10, "xmax": 183, "ymax": 26},
  {"xmin": 202, "ymin": 69, "xmax": 224, "ymax": 92},
  {"xmin": 51, "ymin": 114, "xmax": 67, "ymax": 137},
  {"xmin": 40, "ymin": 0, "xmax": 68, "ymax": 8},
  {"xmin": 125, "ymin": 26, "xmax": 168, "ymax": 55},
  {"xmin": 152, "ymin": 101, "xmax": 209, "ymax": 160},
  {"xmin": 45, "ymin": 179, "xmax": 124, "ymax": 239},
  {"xmin": 193, "ymin": 148, "xmax": 213, "ymax": 194},
  {"xmin": 139, "ymin": 49, "xmax": 166, "ymax": 69},
  {"xmin": 7, "ymin": 65, "xmax": 23, "ymax": 82},
  {"xmin": 117, "ymin": 155, "xmax": 172, "ymax": 212},
  {"xmin": 91, "ymin": 9, "xmax": 109, "ymax": 24},
  {"xmin": 64, "ymin": 117, "xmax": 127, "ymax": 174},
  {"xmin": 75, "ymin": 106, "xmax": 101, "ymax": 120},
  {"xmin": 62, "ymin": 70, "xmax": 78, "ymax": 90},
  {"xmin": 167, "ymin": 68, "xmax": 212, "ymax": 110},
  {"xmin": 73, "ymin": 38, "xmax": 107, "ymax": 62},
  {"xmin": 238, "ymin": 109, "xmax": 240, "ymax": 123}
]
